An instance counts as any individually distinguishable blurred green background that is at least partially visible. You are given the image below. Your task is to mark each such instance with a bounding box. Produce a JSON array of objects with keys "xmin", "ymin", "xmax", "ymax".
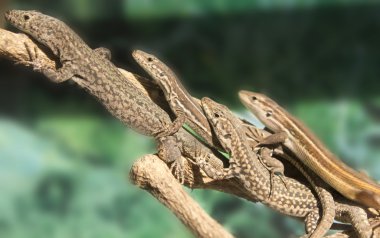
[{"xmin": 1, "ymin": 0, "xmax": 380, "ymax": 237}]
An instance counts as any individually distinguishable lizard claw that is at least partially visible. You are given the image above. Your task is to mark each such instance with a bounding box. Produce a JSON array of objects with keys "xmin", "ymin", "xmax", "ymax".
[{"xmin": 169, "ymin": 157, "xmax": 186, "ymax": 184}]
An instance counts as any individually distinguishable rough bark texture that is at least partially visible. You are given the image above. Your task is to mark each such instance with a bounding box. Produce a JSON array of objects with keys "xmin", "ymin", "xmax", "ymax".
[
  {"xmin": 130, "ymin": 154, "xmax": 234, "ymax": 238},
  {"xmin": 1, "ymin": 28, "xmax": 379, "ymax": 238}
]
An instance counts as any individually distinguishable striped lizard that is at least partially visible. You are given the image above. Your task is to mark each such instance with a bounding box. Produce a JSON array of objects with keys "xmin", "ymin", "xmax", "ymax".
[
  {"xmin": 238, "ymin": 90, "xmax": 380, "ymax": 210},
  {"xmin": 132, "ymin": 50, "xmax": 221, "ymax": 149}
]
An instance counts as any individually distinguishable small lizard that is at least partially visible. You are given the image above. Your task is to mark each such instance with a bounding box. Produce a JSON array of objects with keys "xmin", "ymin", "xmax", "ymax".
[
  {"xmin": 132, "ymin": 50, "xmax": 221, "ymax": 149},
  {"xmin": 200, "ymin": 97, "xmax": 335, "ymax": 237},
  {"xmin": 238, "ymin": 90, "xmax": 380, "ymax": 209},
  {"xmin": 4, "ymin": 10, "xmax": 194, "ymax": 179}
]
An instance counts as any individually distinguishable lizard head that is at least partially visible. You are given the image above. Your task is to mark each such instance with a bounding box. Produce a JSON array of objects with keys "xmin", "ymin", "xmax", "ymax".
[
  {"xmin": 201, "ymin": 97, "xmax": 237, "ymax": 152},
  {"xmin": 5, "ymin": 10, "xmax": 69, "ymax": 55},
  {"xmin": 238, "ymin": 90, "xmax": 284, "ymax": 132},
  {"xmin": 5, "ymin": 10, "xmax": 55, "ymax": 36},
  {"xmin": 132, "ymin": 50, "xmax": 176, "ymax": 93}
]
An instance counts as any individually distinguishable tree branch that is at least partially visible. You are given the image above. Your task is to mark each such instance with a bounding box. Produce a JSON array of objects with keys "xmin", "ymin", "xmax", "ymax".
[{"xmin": 130, "ymin": 154, "xmax": 234, "ymax": 238}]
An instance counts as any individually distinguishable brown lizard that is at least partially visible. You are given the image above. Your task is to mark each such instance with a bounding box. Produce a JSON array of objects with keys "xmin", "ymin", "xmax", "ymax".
[
  {"xmin": 239, "ymin": 90, "xmax": 380, "ymax": 209},
  {"xmin": 3, "ymin": 9, "xmax": 204, "ymax": 181},
  {"xmin": 132, "ymin": 50, "xmax": 221, "ymax": 149}
]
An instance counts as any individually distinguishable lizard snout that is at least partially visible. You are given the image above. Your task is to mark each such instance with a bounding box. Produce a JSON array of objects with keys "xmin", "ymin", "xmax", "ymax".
[{"xmin": 4, "ymin": 10, "xmax": 11, "ymax": 20}]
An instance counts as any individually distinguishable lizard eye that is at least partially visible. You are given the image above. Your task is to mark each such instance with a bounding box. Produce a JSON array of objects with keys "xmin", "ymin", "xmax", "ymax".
[
  {"xmin": 147, "ymin": 57, "xmax": 153, "ymax": 62},
  {"xmin": 265, "ymin": 111, "xmax": 272, "ymax": 117},
  {"xmin": 251, "ymin": 96, "xmax": 257, "ymax": 101},
  {"xmin": 214, "ymin": 113, "xmax": 220, "ymax": 118},
  {"xmin": 159, "ymin": 72, "xmax": 164, "ymax": 77},
  {"xmin": 23, "ymin": 15, "xmax": 30, "ymax": 21}
]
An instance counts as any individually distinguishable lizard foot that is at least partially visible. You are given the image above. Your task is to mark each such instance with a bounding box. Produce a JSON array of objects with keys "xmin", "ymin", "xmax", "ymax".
[
  {"xmin": 169, "ymin": 156, "xmax": 186, "ymax": 184},
  {"xmin": 23, "ymin": 42, "xmax": 46, "ymax": 72}
]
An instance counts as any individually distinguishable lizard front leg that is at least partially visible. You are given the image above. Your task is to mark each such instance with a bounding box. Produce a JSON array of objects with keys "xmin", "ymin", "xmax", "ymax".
[
  {"xmin": 24, "ymin": 43, "xmax": 75, "ymax": 83},
  {"xmin": 256, "ymin": 130, "xmax": 288, "ymax": 147},
  {"xmin": 193, "ymin": 144, "xmax": 234, "ymax": 180}
]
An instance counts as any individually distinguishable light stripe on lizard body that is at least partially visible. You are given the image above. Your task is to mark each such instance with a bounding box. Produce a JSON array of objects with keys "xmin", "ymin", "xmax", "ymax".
[
  {"xmin": 132, "ymin": 50, "xmax": 220, "ymax": 149},
  {"xmin": 239, "ymin": 90, "xmax": 380, "ymax": 209}
]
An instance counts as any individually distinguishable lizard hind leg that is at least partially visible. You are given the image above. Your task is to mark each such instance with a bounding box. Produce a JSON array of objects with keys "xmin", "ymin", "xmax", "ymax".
[
  {"xmin": 193, "ymin": 145, "xmax": 235, "ymax": 180},
  {"xmin": 156, "ymin": 136, "xmax": 186, "ymax": 184},
  {"xmin": 257, "ymin": 147, "xmax": 288, "ymax": 197}
]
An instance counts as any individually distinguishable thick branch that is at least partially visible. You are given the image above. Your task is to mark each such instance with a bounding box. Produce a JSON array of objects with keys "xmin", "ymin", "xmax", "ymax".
[{"xmin": 130, "ymin": 154, "xmax": 234, "ymax": 238}]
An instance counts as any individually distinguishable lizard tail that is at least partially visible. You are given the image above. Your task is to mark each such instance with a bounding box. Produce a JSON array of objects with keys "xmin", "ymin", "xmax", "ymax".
[{"xmin": 309, "ymin": 187, "xmax": 335, "ymax": 238}]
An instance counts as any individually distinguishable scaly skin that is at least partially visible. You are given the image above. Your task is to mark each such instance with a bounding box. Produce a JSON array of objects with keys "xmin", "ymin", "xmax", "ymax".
[
  {"xmin": 132, "ymin": 50, "xmax": 222, "ymax": 149},
  {"xmin": 3, "ymin": 10, "xmax": 224, "ymax": 182}
]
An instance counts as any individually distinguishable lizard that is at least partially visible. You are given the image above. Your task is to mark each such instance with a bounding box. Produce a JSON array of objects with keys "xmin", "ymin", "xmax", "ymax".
[
  {"xmin": 238, "ymin": 90, "xmax": 380, "ymax": 210},
  {"xmin": 3, "ymin": 9, "xmax": 201, "ymax": 181},
  {"xmin": 132, "ymin": 50, "xmax": 222, "ymax": 149}
]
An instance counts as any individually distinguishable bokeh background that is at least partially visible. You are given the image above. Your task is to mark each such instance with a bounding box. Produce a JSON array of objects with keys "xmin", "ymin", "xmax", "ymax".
[{"xmin": 1, "ymin": 0, "xmax": 380, "ymax": 237}]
